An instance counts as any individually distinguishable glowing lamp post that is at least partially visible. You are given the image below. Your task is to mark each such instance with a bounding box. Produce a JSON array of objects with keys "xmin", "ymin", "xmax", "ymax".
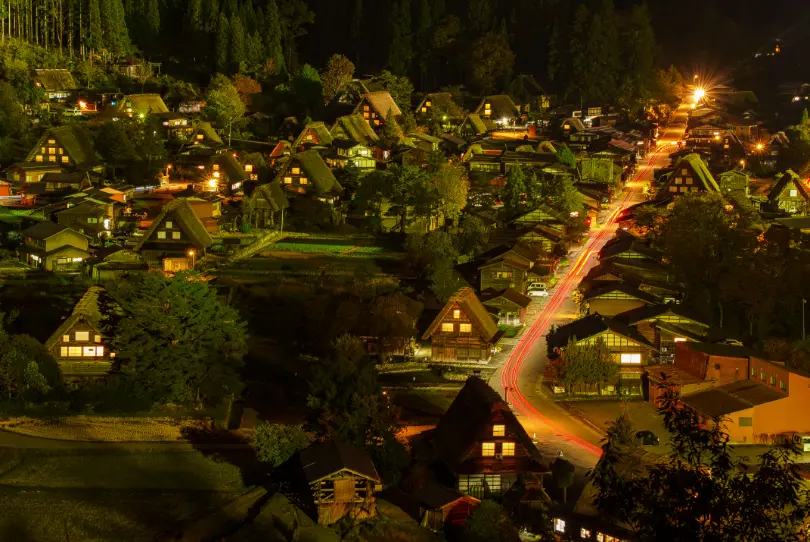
[
  {"xmin": 693, "ymin": 88, "xmax": 705, "ymax": 104},
  {"xmin": 188, "ymin": 249, "xmax": 196, "ymax": 269}
]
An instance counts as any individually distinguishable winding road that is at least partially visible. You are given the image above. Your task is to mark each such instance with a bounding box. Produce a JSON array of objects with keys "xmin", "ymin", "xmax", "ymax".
[{"xmin": 494, "ymin": 106, "xmax": 689, "ymax": 469}]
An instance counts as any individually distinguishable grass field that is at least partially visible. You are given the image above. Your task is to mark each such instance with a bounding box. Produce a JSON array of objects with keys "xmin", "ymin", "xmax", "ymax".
[
  {"xmin": 0, "ymin": 449, "xmax": 245, "ymax": 491},
  {"xmin": 272, "ymin": 241, "xmax": 386, "ymax": 254}
]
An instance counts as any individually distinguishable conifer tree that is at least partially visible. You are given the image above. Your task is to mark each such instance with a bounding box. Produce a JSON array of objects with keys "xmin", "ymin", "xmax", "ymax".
[
  {"xmin": 215, "ymin": 13, "xmax": 229, "ymax": 73},
  {"xmin": 229, "ymin": 16, "xmax": 245, "ymax": 73},
  {"xmin": 87, "ymin": 0, "xmax": 103, "ymax": 51},
  {"xmin": 101, "ymin": 0, "xmax": 130, "ymax": 57},
  {"xmin": 415, "ymin": 0, "xmax": 432, "ymax": 88},
  {"xmin": 145, "ymin": 0, "xmax": 160, "ymax": 41},
  {"xmin": 204, "ymin": 0, "xmax": 220, "ymax": 32},
  {"xmin": 387, "ymin": 0, "xmax": 412, "ymax": 76},
  {"xmin": 263, "ymin": 0, "xmax": 285, "ymax": 74},
  {"xmin": 185, "ymin": 0, "xmax": 203, "ymax": 32}
]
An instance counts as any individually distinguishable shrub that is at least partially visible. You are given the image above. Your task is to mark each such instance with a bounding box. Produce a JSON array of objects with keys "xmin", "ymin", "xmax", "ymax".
[{"xmin": 251, "ymin": 422, "xmax": 313, "ymax": 467}]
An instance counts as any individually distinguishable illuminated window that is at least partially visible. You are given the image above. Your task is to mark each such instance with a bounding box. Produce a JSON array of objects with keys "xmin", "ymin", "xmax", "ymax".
[
  {"xmin": 553, "ymin": 518, "xmax": 565, "ymax": 533},
  {"xmin": 674, "ymin": 337, "xmax": 687, "ymax": 343},
  {"xmin": 213, "ymin": 164, "xmax": 220, "ymax": 171},
  {"xmin": 157, "ymin": 231, "xmax": 166, "ymax": 239},
  {"xmin": 596, "ymin": 534, "xmax": 605, "ymax": 542},
  {"xmin": 299, "ymin": 177, "xmax": 308, "ymax": 185},
  {"xmin": 363, "ymin": 112, "xmax": 370, "ymax": 119},
  {"xmin": 172, "ymin": 231, "xmax": 181, "ymax": 239},
  {"xmin": 83, "ymin": 346, "xmax": 97, "ymax": 357},
  {"xmin": 760, "ymin": 370, "xmax": 765, "ymax": 381},
  {"xmin": 493, "ymin": 424, "xmax": 505, "ymax": 437},
  {"xmin": 284, "ymin": 177, "xmax": 292, "ymax": 184},
  {"xmin": 48, "ymin": 155, "xmax": 56, "ymax": 162},
  {"xmin": 58, "ymin": 148, "xmax": 63, "ymax": 154},
  {"xmin": 751, "ymin": 366, "xmax": 756, "ymax": 376},
  {"xmin": 245, "ymin": 164, "xmax": 253, "ymax": 173},
  {"xmin": 61, "ymin": 156, "xmax": 69, "ymax": 163},
  {"xmin": 62, "ymin": 334, "xmax": 69, "ymax": 343},
  {"xmin": 453, "ymin": 309, "xmax": 461, "ymax": 319},
  {"xmin": 780, "ymin": 381, "xmax": 786, "ymax": 390},
  {"xmin": 421, "ymin": 107, "xmax": 427, "ymax": 112},
  {"xmin": 674, "ymin": 177, "xmax": 682, "ymax": 185},
  {"xmin": 374, "ymin": 120, "xmax": 380, "ymax": 126},
  {"xmin": 292, "ymin": 167, "xmax": 300, "ymax": 174},
  {"xmin": 441, "ymin": 323, "xmax": 454, "ymax": 332},
  {"xmin": 96, "ymin": 346, "xmax": 104, "ymax": 356},
  {"xmin": 41, "ymin": 147, "xmax": 45, "ymax": 153},
  {"xmin": 681, "ymin": 168, "xmax": 688, "ymax": 175},
  {"xmin": 364, "ymin": 105, "xmax": 369, "ymax": 111},
  {"xmin": 49, "ymin": 147, "xmax": 55, "ymax": 154},
  {"xmin": 48, "ymin": 139, "xmax": 55, "ymax": 144},
  {"xmin": 95, "ymin": 335, "xmax": 101, "ymax": 343},
  {"xmin": 60, "ymin": 347, "xmax": 68, "ymax": 357},
  {"xmin": 580, "ymin": 528, "xmax": 592, "ymax": 539},
  {"xmin": 790, "ymin": 189, "xmax": 798, "ymax": 197},
  {"xmin": 425, "ymin": 101, "xmax": 431, "ymax": 107},
  {"xmin": 165, "ymin": 221, "xmax": 173, "ymax": 229},
  {"xmin": 196, "ymin": 134, "xmax": 204, "ymax": 140},
  {"xmin": 770, "ymin": 375, "xmax": 776, "ymax": 385},
  {"xmin": 68, "ymin": 346, "xmax": 82, "ymax": 357},
  {"xmin": 481, "ymin": 442, "xmax": 495, "ymax": 457},
  {"xmin": 35, "ymin": 155, "xmax": 43, "ymax": 162},
  {"xmin": 501, "ymin": 442, "xmax": 515, "ymax": 456},
  {"xmin": 74, "ymin": 331, "xmax": 89, "ymax": 342},
  {"xmin": 460, "ymin": 323, "xmax": 472, "ymax": 333},
  {"xmin": 685, "ymin": 177, "xmax": 693, "ymax": 185},
  {"xmin": 305, "ymin": 134, "xmax": 312, "ymax": 141},
  {"xmin": 620, "ymin": 353, "xmax": 641, "ymax": 364}
]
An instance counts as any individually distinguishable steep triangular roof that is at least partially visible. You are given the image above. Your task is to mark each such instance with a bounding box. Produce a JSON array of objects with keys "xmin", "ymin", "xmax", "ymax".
[
  {"xmin": 134, "ymin": 198, "xmax": 214, "ymax": 251},
  {"xmin": 330, "ymin": 114, "xmax": 379, "ymax": 145},
  {"xmin": 614, "ymin": 303, "xmax": 709, "ymax": 328},
  {"xmin": 292, "ymin": 122, "xmax": 334, "ymax": 148},
  {"xmin": 460, "ymin": 114, "xmax": 494, "ymax": 136},
  {"xmin": 360, "ymin": 91, "xmax": 402, "ymax": 120},
  {"xmin": 548, "ymin": 313, "xmax": 655, "ymax": 350},
  {"xmin": 28, "ymin": 125, "xmax": 99, "ymax": 170},
  {"xmin": 474, "ymin": 95, "xmax": 520, "ymax": 119},
  {"xmin": 34, "ymin": 69, "xmax": 79, "ymax": 91},
  {"xmin": 45, "ymin": 286, "xmax": 104, "ymax": 350},
  {"xmin": 429, "ymin": 377, "xmax": 548, "ymax": 472},
  {"xmin": 422, "ymin": 287, "xmax": 499, "ymax": 341},
  {"xmin": 300, "ymin": 440, "xmax": 380, "ymax": 483},
  {"xmin": 278, "ymin": 150, "xmax": 342, "ymax": 195},
  {"xmin": 22, "ymin": 221, "xmax": 70, "ymax": 240},
  {"xmin": 121, "ymin": 93, "xmax": 169, "ymax": 115},
  {"xmin": 768, "ymin": 169, "xmax": 810, "ymax": 202},
  {"xmin": 583, "ymin": 282, "xmax": 664, "ymax": 305},
  {"xmin": 675, "ymin": 153, "xmax": 720, "ymax": 191},
  {"xmin": 481, "ymin": 287, "xmax": 532, "ymax": 310},
  {"xmin": 189, "ymin": 121, "xmax": 223, "ymax": 147},
  {"xmin": 250, "ymin": 181, "xmax": 289, "ymax": 212}
]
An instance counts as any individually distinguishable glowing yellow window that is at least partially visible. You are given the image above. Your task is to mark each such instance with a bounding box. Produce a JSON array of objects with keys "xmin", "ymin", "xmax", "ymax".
[
  {"xmin": 425, "ymin": 101, "xmax": 431, "ymax": 107},
  {"xmin": 364, "ymin": 105, "xmax": 370, "ymax": 111},
  {"xmin": 96, "ymin": 346, "xmax": 105, "ymax": 356},
  {"xmin": 35, "ymin": 155, "xmax": 43, "ymax": 162},
  {"xmin": 306, "ymin": 134, "xmax": 313, "ymax": 141},
  {"xmin": 502, "ymin": 442, "xmax": 515, "ymax": 456},
  {"xmin": 460, "ymin": 323, "xmax": 472, "ymax": 333},
  {"xmin": 196, "ymin": 134, "xmax": 204, "ymax": 140},
  {"xmin": 40, "ymin": 147, "xmax": 45, "ymax": 153},
  {"xmin": 74, "ymin": 331, "xmax": 89, "ymax": 342},
  {"xmin": 213, "ymin": 164, "xmax": 220, "ymax": 171},
  {"xmin": 49, "ymin": 147, "xmax": 56, "ymax": 154},
  {"xmin": 482, "ymin": 443, "xmax": 495, "ymax": 457},
  {"xmin": 61, "ymin": 156, "xmax": 69, "ymax": 163},
  {"xmin": 245, "ymin": 164, "xmax": 253, "ymax": 172},
  {"xmin": 299, "ymin": 177, "xmax": 308, "ymax": 185},
  {"xmin": 48, "ymin": 155, "xmax": 56, "ymax": 162},
  {"xmin": 60, "ymin": 346, "xmax": 68, "ymax": 357},
  {"xmin": 62, "ymin": 334, "xmax": 70, "ymax": 343},
  {"xmin": 58, "ymin": 148, "xmax": 63, "ymax": 154},
  {"xmin": 48, "ymin": 139, "xmax": 55, "ymax": 144},
  {"xmin": 292, "ymin": 167, "xmax": 300, "ymax": 174},
  {"xmin": 493, "ymin": 424, "xmax": 505, "ymax": 437},
  {"xmin": 284, "ymin": 177, "xmax": 292, "ymax": 184},
  {"xmin": 421, "ymin": 107, "xmax": 427, "ymax": 112},
  {"xmin": 453, "ymin": 309, "xmax": 460, "ymax": 319},
  {"xmin": 441, "ymin": 322, "xmax": 454, "ymax": 332}
]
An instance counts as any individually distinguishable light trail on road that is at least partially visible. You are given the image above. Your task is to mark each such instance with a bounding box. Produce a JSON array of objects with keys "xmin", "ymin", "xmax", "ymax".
[{"xmin": 500, "ymin": 144, "xmax": 670, "ymax": 458}]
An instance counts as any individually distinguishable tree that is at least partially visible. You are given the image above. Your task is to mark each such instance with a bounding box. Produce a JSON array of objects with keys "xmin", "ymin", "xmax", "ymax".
[
  {"xmin": 203, "ymin": 0, "xmax": 220, "ymax": 32},
  {"xmin": 215, "ymin": 14, "xmax": 230, "ymax": 73},
  {"xmin": 503, "ymin": 165, "xmax": 528, "ymax": 218},
  {"xmin": 95, "ymin": 121, "xmax": 136, "ymax": 179},
  {"xmin": 559, "ymin": 337, "xmax": 617, "ymax": 393},
  {"xmin": 591, "ymin": 388, "xmax": 810, "ymax": 540},
  {"xmin": 87, "ymin": 0, "xmax": 103, "ymax": 51},
  {"xmin": 202, "ymin": 74, "xmax": 246, "ymax": 145},
  {"xmin": 109, "ymin": 271, "xmax": 247, "ymax": 405},
  {"xmin": 100, "ymin": 0, "xmax": 130, "ymax": 57},
  {"xmin": 405, "ymin": 230, "xmax": 457, "ymax": 280},
  {"xmin": 456, "ymin": 215, "xmax": 490, "ymax": 257},
  {"xmin": 321, "ymin": 54, "xmax": 355, "ymax": 105},
  {"xmin": 0, "ymin": 313, "xmax": 58, "ymax": 400},
  {"xmin": 387, "ymin": 0, "xmax": 413, "ymax": 76},
  {"xmin": 307, "ymin": 335, "xmax": 407, "ymax": 483},
  {"xmin": 467, "ymin": 0, "xmax": 493, "ymax": 35},
  {"xmin": 414, "ymin": 0, "xmax": 432, "ymax": 88},
  {"xmin": 568, "ymin": 4, "xmax": 591, "ymax": 102},
  {"xmin": 252, "ymin": 423, "xmax": 313, "ymax": 467},
  {"xmin": 232, "ymin": 74, "xmax": 262, "ymax": 106},
  {"xmin": 373, "ymin": 70, "xmax": 414, "ymax": 111},
  {"xmin": 387, "ymin": 164, "xmax": 432, "ymax": 231},
  {"xmin": 263, "ymin": 0, "xmax": 285, "ymax": 75},
  {"xmin": 277, "ymin": 0, "xmax": 315, "ymax": 71},
  {"xmin": 184, "ymin": 0, "xmax": 203, "ymax": 32},
  {"xmin": 145, "ymin": 0, "xmax": 160, "ymax": 41},
  {"xmin": 290, "ymin": 64, "xmax": 323, "ymax": 118},
  {"xmin": 550, "ymin": 457, "xmax": 575, "ymax": 503},
  {"xmin": 465, "ymin": 500, "xmax": 520, "ymax": 542},
  {"xmin": 617, "ymin": 3, "xmax": 655, "ymax": 115},
  {"xmin": 431, "ymin": 164, "xmax": 468, "ymax": 224},
  {"xmin": 469, "ymin": 25, "xmax": 515, "ymax": 94},
  {"xmin": 429, "ymin": 265, "xmax": 464, "ymax": 303},
  {"xmin": 556, "ymin": 143, "xmax": 576, "ymax": 169},
  {"xmin": 228, "ymin": 16, "xmax": 245, "ymax": 73}
]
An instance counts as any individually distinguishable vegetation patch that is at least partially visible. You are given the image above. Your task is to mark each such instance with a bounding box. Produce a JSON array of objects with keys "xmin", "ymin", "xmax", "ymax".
[{"xmin": 0, "ymin": 416, "xmax": 209, "ymax": 442}]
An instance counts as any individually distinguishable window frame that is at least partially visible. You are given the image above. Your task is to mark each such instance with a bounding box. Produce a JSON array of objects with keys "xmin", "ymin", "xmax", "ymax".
[
  {"xmin": 492, "ymin": 424, "xmax": 505, "ymax": 437},
  {"xmin": 74, "ymin": 331, "xmax": 90, "ymax": 342},
  {"xmin": 481, "ymin": 442, "xmax": 495, "ymax": 457},
  {"xmin": 501, "ymin": 442, "xmax": 515, "ymax": 456}
]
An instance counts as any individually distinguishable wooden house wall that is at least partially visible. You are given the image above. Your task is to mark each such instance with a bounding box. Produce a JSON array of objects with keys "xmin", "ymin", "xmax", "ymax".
[
  {"xmin": 587, "ymin": 297, "xmax": 647, "ymax": 317},
  {"xmin": 310, "ymin": 470, "xmax": 376, "ymax": 525},
  {"xmin": 665, "ymin": 162, "xmax": 704, "ymax": 195},
  {"xmin": 483, "ymin": 298, "xmax": 526, "ymax": 325},
  {"xmin": 775, "ymin": 181, "xmax": 809, "ymax": 214},
  {"xmin": 577, "ymin": 331, "xmax": 653, "ymax": 364},
  {"xmin": 430, "ymin": 303, "xmax": 492, "ymax": 362},
  {"xmin": 279, "ymin": 158, "xmax": 313, "ymax": 195},
  {"xmin": 58, "ymin": 211, "xmax": 107, "ymax": 236},
  {"xmin": 479, "ymin": 261, "xmax": 527, "ymax": 292},
  {"xmin": 43, "ymin": 230, "xmax": 89, "ymax": 253}
]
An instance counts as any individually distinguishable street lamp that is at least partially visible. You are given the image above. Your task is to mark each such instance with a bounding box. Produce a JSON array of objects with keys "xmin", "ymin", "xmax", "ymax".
[
  {"xmin": 188, "ymin": 249, "xmax": 196, "ymax": 269},
  {"xmin": 693, "ymin": 88, "xmax": 705, "ymax": 103}
]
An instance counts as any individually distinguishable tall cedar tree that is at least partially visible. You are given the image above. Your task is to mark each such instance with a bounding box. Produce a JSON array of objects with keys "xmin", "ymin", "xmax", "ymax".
[
  {"xmin": 185, "ymin": 0, "xmax": 203, "ymax": 32},
  {"xmin": 204, "ymin": 0, "xmax": 220, "ymax": 32},
  {"xmin": 387, "ymin": 0, "xmax": 413, "ymax": 76},
  {"xmin": 229, "ymin": 16, "xmax": 245, "ymax": 73},
  {"xmin": 568, "ymin": 4, "xmax": 590, "ymax": 103},
  {"xmin": 145, "ymin": 0, "xmax": 160, "ymax": 41},
  {"xmin": 215, "ymin": 14, "xmax": 229, "ymax": 73},
  {"xmin": 87, "ymin": 0, "xmax": 103, "ymax": 51},
  {"xmin": 618, "ymin": 3, "xmax": 656, "ymax": 114},
  {"xmin": 321, "ymin": 54, "xmax": 355, "ymax": 105},
  {"xmin": 263, "ymin": 0, "xmax": 285, "ymax": 75},
  {"xmin": 110, "ymin": 271, "xmax": 247, "ymax": 405},
  {"xmin": 101, "ymin": 0, "xmax": 130, "ymax": 57},
  {"xmin": 351, "ymin": 0, "xmax": 363, "ymax": 67},
  {"xmin": 469, "ymin": 22, "xmax": 515, "ymax": 94},
  {"xmin": 415, "ymin": 0, "xmax": 432, "ymax": 89}
]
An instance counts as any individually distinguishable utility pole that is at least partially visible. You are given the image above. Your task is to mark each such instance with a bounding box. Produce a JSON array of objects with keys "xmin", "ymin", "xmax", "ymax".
[{"xmin": 803, "ymin": 298, "xmax": 806, "ymax": 342}]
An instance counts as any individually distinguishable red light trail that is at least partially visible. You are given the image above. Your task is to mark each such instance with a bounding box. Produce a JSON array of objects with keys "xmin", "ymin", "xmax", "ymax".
[{"xmin": 500, "ymin": 146, "xmax": 667, "ymax": 458}]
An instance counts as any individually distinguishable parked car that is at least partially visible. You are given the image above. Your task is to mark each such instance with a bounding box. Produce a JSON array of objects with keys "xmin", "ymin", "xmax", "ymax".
[
  {"xmin": 527, "ymin": 283, "xmax": 549, "ymax": 297},
  {"xmin": 635, "ymin": 430, "xmax": 659, "ymax": 446}
]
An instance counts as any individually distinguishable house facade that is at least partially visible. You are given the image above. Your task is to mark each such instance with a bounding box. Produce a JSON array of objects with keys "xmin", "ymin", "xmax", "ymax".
[
  {"xmin": 479, "ymin": 256, "xmax": 530, "ymax": 293},
  {"xmin": 657, "ymin": 153, "xmax": 720, "ymax": 197},
  {"xmin": 44, "ymin": 286, "xmax": 112, "ymax": 377},
  {"xmin": 481, "ymin": 288, "xmax": 532, "ymax": 326},
  {"xmin": 19, "ymin": 221, "xmax": 89, "ymax": 271},
  {"xmin": 133, "ymin": 198, "xmax": 214, "ymax": 271},
  {"xmin": 246, "ymin": 181, "xmax": 289, "ymax": 229},
  {"xmin": 768, "ymin": 170, "xmax": 810, "ymax": 215},
  {"xmin": 57, "ymin": 202, "xmax": 110, "ymax": 238},
  {"xmin": 422, "ymin": 288, "xmax": 502, "ymax": 364},
  {"xmin": 353, "ymin": 91, "xmax": 402, "ymax": 131},
  {"xmin": 300, "ymin": 441, "xmax": 381, "ymax": 525},
  {"xmin": 274, "ymin": 150, "xmax": 343, "ymax": 203}
]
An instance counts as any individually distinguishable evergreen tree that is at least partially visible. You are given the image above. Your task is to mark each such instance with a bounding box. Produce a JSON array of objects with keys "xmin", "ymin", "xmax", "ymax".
[
  {"xmin": 215, "ymin": 14, "xmax": 229, "ymax": 73},
  {"xmin": 203, "ymin": 0, "xmax": 220, "ymax": 32},
  {"xmin": 415, "ymin": 0, "xmax": 432, "ymax": 89},
  {"xmin": 568, "ymin": 4, "xmax": 590, "ymax": 104},
  {"xmin": 351, "ymin": 0, "xmax": 363, "ymax": 67},
  {"xmin": 245, "ymin": 33, "xmax": 264, "ymax": 73},
  {"xmin": 547, "ymin": 3, "xmax": 571, "ymax": 92},
  {"xmin": 387, "ymin": 0, "xmax": 413, "ymax": 76},
  {"xmin": 185, "ymin": 0, "xmax": 203, "ymax": 32},
  {"xmin": 263, "ymin": 0, "xmax": 285, "ymax": 74},
  {"xmin": 618, "ymin": 3, "xmax": 655, "ymax": 114},
  {"xmin": 101, "ymin": 0, "xmax": 131, "ymax": 57},
  {"xmin": 588, "ymin": 0, "xmax": 619, "ymax": 103},
  {"xmin": 229, "ymin": 16, "xmax": 245, "ymax": 73},
  {"xmin": 87, "ymin": 0, "xmax": 103, "ymax": 51},
  {"xmin": 145, "ymin": 0, "xmax": 160, "ymax": 41},
  {"xmin": 468, "ymin": 0, "xmax": 492, "ymax": 35},
  {"xmin": 241, "ymin": 1, "xmax": 257, "ymax": 33},
  {"xmin": 503, "ymin": 165, "xmax": 528, "ymax": 217}
]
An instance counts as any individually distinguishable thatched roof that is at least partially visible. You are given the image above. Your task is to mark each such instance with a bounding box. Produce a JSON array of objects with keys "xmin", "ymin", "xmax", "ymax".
[
  {"xmin": 28, "ymin": 125, "xmax": 99, "ymax": 170},
  {"xmin": 331, "ymin": 113, "xmax": 379, "ymax": 145},
  {"xmin": 134, "ymin": 198, "xmax": 214, "ymax": 251},
  {"xmin": 34, "ymin": 69, "xmax": 79, "ymax": 91},
  {"xmin": 300, "ymin": 440, "xmax": 381, "ymax": 483},
  {"xmin": 45, "ymin": 286, "xmax": 104, "ymax": 350},
  {"xmin": 189, "ymin": 121, "xmax": 223, "ymax": 146},
  {"xmin": 292, "ymin": 122, "xmax": 334, "ymax": 148},
  {"xmin": 362, "ymin": 91, "xmax": 402, "ymax": 119},
  {"xmin": 474, "ymin": 95, "xmax": 520, "ymax": 119},
  {"xmin": 422, "ymin": 287, "xmax": 499, "ymax": 342},
  {"xmin": 250, "ymin": 181, "xmax": 289, "ymax": 212},
  {"xmin": 278, "ymin": 150, "xmax": 342, "ymax": 195}
]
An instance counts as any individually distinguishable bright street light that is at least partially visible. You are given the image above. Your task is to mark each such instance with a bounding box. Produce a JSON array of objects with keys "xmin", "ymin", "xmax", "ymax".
[{"xmin": 693, "ymin": 88, "xmax": 705, "ymax": 102}]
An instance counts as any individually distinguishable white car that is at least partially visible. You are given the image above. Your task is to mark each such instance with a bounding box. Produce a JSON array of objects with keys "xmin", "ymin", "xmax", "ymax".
[{"xmin": 527, "ymin": 283, "xmax": 549, "ymax": 297}]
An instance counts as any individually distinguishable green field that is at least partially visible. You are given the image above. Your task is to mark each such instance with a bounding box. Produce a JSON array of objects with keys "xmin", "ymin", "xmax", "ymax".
[{"xmin": 272, "ymin": 241, "xmax": 386, "ymax": 254}]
